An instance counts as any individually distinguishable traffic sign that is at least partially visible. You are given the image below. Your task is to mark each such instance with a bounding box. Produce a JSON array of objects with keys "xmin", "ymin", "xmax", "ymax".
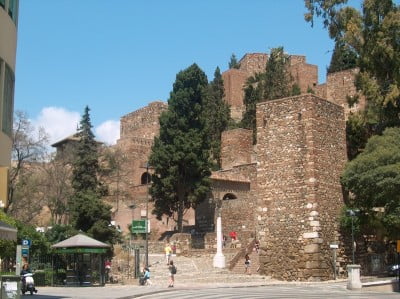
[
  {"xmin": 21, "ymin": 245, "xmax": 29, "ymax": 257},
  {"xmin": 22, "ymin": 239, "xmax": 31, "ymax": 247},
  {"xmin": 131, "ymin": 220, "xmax": 146, "ymax": 233}
]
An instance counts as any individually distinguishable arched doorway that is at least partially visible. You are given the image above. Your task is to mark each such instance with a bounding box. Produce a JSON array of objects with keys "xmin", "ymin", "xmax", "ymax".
[{"xmin": 140, "ymin": 172, "xmax": 151, "ymax": 185}]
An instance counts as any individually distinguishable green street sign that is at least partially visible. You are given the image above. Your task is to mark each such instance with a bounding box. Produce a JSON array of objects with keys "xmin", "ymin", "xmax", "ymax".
[{"xmin": 131, "ymin": 220, "xmax": 146, "ymax": 233}]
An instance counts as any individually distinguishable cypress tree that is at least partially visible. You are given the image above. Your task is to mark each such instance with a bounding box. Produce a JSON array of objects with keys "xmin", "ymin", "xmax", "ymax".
[
  {"xmin": 229, "ymin": 53, "xmax": 240, "ymax": 69},
  {"xmin": 69, "ymin": 106, "xmax": 119, "ymax": 244},
  {"xmin": 203, "ymin": 67, "xmax": 231, "ymax": 169},
  {"xmin": 149, "ymin": 64, "xmax": 212, "ymax": 232},
  {"xmin": 328, "ymin": 42, "xmax": 357, "ymax": 73}
]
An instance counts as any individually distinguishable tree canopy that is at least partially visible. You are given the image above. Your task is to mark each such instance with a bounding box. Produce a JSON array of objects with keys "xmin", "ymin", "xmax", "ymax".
[
  {"xmin": 305, "ymin": 0, "xmax": 400, "ymax": 135},
  {"xmin": 306, "ymin": 0, "xmax": 400, "ymax": 241},
  {"xmin": 202, "ymin": 67, "xmax": 231, "ymax": 169},
  {"xmin": 149, "ymin": 64, "xmax": 212, "ymax": 232},
  {"xmin": 328, "ymin": 41, "xmax": 358, "ymax": 73},
  {"xmin": 341, "ymin": 127, "xmax": 400, "ymax": 240}
]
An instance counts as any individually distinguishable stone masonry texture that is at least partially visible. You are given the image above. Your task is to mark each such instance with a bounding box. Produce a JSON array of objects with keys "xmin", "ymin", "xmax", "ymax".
[
  {"xmin": 99, "ymin": 52, "xmax": 361, "ymax": 281},
  {"xmin": 255, "ymin": 94, "xmax": 347, "ymax": 281},
  {"xmin": 222, "ymin": 53, "xmax": 319, "ymax": 121}
]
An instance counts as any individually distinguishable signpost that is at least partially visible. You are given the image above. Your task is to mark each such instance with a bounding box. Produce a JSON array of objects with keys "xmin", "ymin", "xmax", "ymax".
[
  {"xmin": 330, "ymin": 244, "xmax": 339, "ymax": 280},
  {"xmin": 131, "ymin": 220, "xmax": 147, "ymax": 234},
  {"xmin": 22, "ymin": 239, "xmax": 31, "ymax": 247}
]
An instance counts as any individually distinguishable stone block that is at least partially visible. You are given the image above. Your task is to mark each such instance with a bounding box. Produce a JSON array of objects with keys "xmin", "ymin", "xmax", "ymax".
[
  {"xmin": 304, "ymin": 244, "xmax": 320, "ymax": 253},
  {"xmin": 303, "ymin": 232, "xmax": 319, "ymax": 239}
]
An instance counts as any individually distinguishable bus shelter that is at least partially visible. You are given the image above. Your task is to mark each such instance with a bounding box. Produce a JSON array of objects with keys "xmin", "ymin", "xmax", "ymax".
[
  {"xmin": 51, "ymin": 234, "xmax": 110, "ymax": 286},
  {"xmin": 0, "ymin": 220, "xmax": 17, "ymax": 241}
]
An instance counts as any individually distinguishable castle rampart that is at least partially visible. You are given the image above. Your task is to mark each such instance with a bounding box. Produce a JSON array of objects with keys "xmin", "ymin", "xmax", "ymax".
[
  {"xmin": 221, "ymin": 128, "xmax": 253, "ymax": 170},
  {"xmin": 255, "ymin": 94, "xmax": 346, "ymax": 281}
]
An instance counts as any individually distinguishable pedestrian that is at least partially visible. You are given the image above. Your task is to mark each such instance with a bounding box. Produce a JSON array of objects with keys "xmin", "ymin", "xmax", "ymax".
[
  {"xmin": 165, "ymin": 243, "xmax": 172, "ymax": 265},
  {"xmin": 105, "ymin": 259, "xmax": 111, "ymax": 282},
  {"xmin": 168, "ymin": 260, "xmax": 176, "ymax": 287},
  {"xmin": 244, "ymin": 254, "xmax": 251, "ymax": 275},
  {"xmin": 143, "ymin": 267, "xmax": 152, "ymax": 285}
]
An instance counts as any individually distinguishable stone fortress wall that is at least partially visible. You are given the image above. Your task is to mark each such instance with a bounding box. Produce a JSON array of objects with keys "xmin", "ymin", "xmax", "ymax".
[
  {"xmin": 113, "ymin": 101, "xmax": 195, "ymax": 237},
  {"xmin": 112, "ymin": 52, "xmax": 362, "ymax": 280},
  {"xmin": 255, "ymin": 95, "xmax": 347, "ymax": 281}
]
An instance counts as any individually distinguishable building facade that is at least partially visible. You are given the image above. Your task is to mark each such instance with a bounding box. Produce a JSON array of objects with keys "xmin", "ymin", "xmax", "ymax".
[{"xmin": 0, "ymin": 0, "xmax": 18, "ymax": 208}]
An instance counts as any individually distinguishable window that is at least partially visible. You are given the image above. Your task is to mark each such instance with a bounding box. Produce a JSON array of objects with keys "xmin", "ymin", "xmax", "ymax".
[
  {"xmin": 8, "ymin": 0, "xmax": 18, "ymax": 25},
  {"xmin": 2, "ymin": 63, "xmax": 14, "ymax": 137},
  {"xmin": 140, "ymin": 172, "xmax": 151, "ymax": 185}
]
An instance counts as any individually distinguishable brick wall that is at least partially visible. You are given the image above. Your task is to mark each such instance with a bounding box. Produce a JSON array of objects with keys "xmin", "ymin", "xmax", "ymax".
[
  {"xmin": 221, "ymin": 69, "xmax": 248, "ymax": 121},
  {"xmin": 120, "ymin": 101, "xmax": 167, "ymax": 139},
  {"xmin": 290, "ymin": 63, "xmax": 318, "ymax": 93},
  {"xmin": 255, "ymin": 94, "xmax": 347, "ymax": 281},
  {"xmin": 326, "ymin": 68, "xmax": 365, "ymax": 120},
  {"xmin": 238, "ymin": 53, "xmax": 268, "ymax": 76},
  {"xmin": 222, "ymin": 53, "xmax": 320, "ymax": 121},
  {"xmin": 221, "ymin": 128, "xmax": 253, "ymax": 169}
]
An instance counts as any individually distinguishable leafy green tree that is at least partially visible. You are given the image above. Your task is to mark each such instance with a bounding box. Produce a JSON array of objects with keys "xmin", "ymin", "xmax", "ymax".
[
  {"xmin": 228, "ymin": 53, "xmax": 240, "ymax": 69},
  {"xmin": 341, "ymin": 127, "xmax": 400, "ymax": 240},
  {"xmin": 328, "ymin": 42, "xmax": 358, "ymax": 73},
  {"xmin": 149, "ymin": 64, "xmax": 212, "ymax": 232},
  {"xmin": 0, "ymin": 210, "xmax": 17, "ymax": 261},
  {"xmin": 345, "ymin": 113, "xmax": 369, "ymax": 160},
  {"xmin": 45, "ymin": 224, "xmax": 78, "ymax": 244},
  {"xmin": 0, "ymin": 210, "xmax": 49, "ymax": 269},
  {"xmin": 241, "ymin": 75, "xmax": 264, "ymax": 143},
  {"xmin": 69, "ymin": 106, "xmax": 120, "ymax": 244},
  {"xmin": 305, "ymin": 0, "xmax": 400, "ymax": 136},
  {"xmin": 202, "ymin": 67, "xmax": 231, "ymax": 169}
]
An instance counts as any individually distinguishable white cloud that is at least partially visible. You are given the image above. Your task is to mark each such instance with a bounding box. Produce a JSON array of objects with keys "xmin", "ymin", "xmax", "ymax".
[
  {"xmin": 95, "ymin": 120, "xmax": 120, "ymax": 145},
  {"xmin": 33, "ymin": 107, "xmax": 80, "ymax": 146},
  {"xmin": 32, "ymin": 107, "xmax": 120, "ymax": 148}
]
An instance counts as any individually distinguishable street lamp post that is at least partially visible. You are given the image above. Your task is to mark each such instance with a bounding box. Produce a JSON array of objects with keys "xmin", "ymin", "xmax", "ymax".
[
  {"xmin": 346, "ymin": 209, "xmax": 361, "ymax": 290},
  {"xmin": 141, "ymin": 162, "xmax": 151, "ymax": 269},
  {"xmin": 144, "ymin": 163, "xmax": 149, "ymax": 268},
  {"xmin": 346, "ymin": 209, "xmax": 359, "ymax": 264}
]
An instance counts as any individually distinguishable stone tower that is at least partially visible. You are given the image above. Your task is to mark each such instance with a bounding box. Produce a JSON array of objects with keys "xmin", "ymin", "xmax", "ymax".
[{"xmin": 255, "ymin": 94, "xmax": 347, "ymax": 281}]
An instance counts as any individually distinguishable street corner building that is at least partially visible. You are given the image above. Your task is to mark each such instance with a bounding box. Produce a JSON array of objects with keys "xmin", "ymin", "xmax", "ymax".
[{"xmin": 0, "ymin": 0, "xmax": 18, "ymax": 209}]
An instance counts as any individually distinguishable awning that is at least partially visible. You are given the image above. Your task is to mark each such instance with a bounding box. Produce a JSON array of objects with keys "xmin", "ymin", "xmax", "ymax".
[
  {"xmin": 52, "ymin": 233, "xmax": 110, "ymax": 249},
  {"xmin": 0, "ymin": 220, "xmax": 17, "ymax": 241}
]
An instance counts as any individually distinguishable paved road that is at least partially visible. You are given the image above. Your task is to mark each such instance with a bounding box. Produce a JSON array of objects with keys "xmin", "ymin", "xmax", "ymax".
[
  {"xmin": 133, "ymin": 285, "xmax": 400, "ymax": 299},
  {"xmin": 23, "ymin": 283, "xmax": 400, "ymax": 299}
]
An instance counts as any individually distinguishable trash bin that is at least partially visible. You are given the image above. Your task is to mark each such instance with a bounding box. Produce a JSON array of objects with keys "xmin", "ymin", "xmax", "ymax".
[{"xmin": 0, "ymin": 275, "xmax": 21, "ymax": 299}]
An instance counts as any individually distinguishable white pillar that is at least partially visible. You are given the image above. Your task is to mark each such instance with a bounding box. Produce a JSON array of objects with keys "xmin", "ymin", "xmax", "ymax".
[
  {"xmin": 347, "ymin": 264, "xmax": 362, "ymax": 290},
  {"xmin": 213, "ymin": 215, "xmax": 226, "ymax": 268}
]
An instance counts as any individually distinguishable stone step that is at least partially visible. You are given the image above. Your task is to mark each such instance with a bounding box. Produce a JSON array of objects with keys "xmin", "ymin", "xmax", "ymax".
[{"xmin": 230, "ymin": 251, "xmax": 260, "ymax": 274}]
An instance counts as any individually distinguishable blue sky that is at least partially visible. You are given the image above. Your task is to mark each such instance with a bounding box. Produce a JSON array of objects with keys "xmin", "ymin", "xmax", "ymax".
[{"xmin": 15, "ymin": 0, "xmax": 361, "ymax": 146}]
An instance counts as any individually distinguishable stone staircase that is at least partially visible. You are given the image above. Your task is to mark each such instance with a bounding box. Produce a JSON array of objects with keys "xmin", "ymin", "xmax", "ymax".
[
  {"xmin": 230, "ymin": 250, "xmax": 260, "ymax": 274},
  {"xmin": 141, "ymin": 253, "xmax": 265, "ymax": 286}
]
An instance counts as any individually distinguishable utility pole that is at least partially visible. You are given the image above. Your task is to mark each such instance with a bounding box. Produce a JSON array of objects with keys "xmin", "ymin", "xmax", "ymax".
[{"xmin": 145, "ymin": 163, "xmax": 149, "ymax": 269}]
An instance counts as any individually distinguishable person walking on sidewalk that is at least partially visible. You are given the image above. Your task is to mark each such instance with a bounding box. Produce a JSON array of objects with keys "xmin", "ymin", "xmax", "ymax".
[
  {"xmin": 168, "ymin": 260, "xmax": 176, "ymax": 287},
  {"xmin": 165, "ymin": 243, "xmax": 172, "ymax": 265},
  {"xmin": 244, "ymin": 254, "xmax": 251, "ymax": 275}
]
